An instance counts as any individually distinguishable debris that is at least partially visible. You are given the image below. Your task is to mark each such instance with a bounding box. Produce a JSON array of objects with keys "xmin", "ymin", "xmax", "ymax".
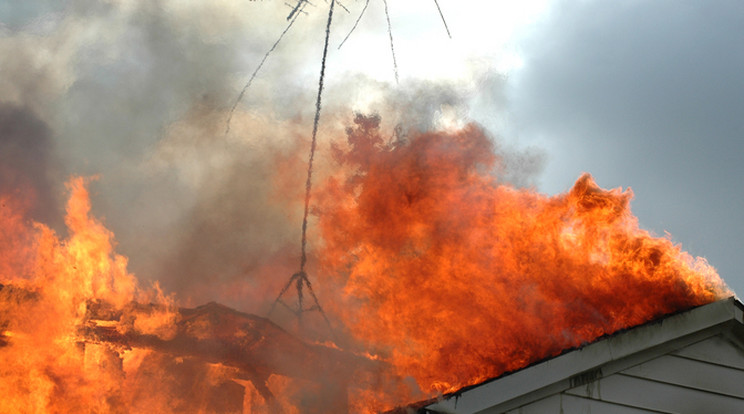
[{"xmin": 80, "ymin": 300, "xmax": 381, "ymax": 411}]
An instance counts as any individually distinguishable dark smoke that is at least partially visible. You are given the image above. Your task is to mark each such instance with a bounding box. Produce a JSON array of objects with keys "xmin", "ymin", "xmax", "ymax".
[
  {"xmin": 0, "ymin": 104, "xmax": 62, "ymax": 227},
  {"xmin": 0, "ymin": 3, "xmax": 552, "ymax": 412}
]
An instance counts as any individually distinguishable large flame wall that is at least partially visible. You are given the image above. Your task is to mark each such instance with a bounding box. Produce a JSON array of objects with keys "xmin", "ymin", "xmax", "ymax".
[
  {"xmin": 0, "ymin": 115, "xmax": 731, "ymax": 413},
  {"xmin": 315, "ymin": 114, "xmax": 729, "ymax": 395}
]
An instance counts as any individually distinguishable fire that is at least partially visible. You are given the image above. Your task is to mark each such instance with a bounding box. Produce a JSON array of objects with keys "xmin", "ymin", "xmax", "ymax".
[
  {"xmin": 0, "ymin": 178, "xmax": 174, "ymax": 413},
  {"xmin": 0, "ymin": 176, "xmax": 367, "ymax": 413},
  {"xmin": 0, "ymin": 114, "xmax": 732, "ymax": 413},
  {"xmin": 315, "ymin": 114, "xmax": 730, "ymax": 399}
]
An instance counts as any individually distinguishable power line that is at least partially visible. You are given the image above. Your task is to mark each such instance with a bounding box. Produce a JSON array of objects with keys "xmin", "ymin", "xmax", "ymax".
[
  {"xmin": 338, "ymin": 0, "xmax": 370, "ymax": 49},
  {"xmin": 381, "ymin": 0, "xmax": 399, "ymax": 83},
  {"xmin": 432, "ymin": 0, "xmax": 452, "ymax": 38},
  {"xmin": 225, "ymin": 5, "xmax": 304, "ymax": 137}
]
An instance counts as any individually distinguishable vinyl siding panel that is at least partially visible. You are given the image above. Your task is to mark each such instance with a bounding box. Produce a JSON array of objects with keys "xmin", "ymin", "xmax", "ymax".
[
  {"xmin": 505, "ymin": 393, "xmax": 669, "ymax": 414},
  {"xmin": 564, "ymin": 371, "xmax": 744, "ymax": 414},
  {"xmin": 620, "ymin": 354, "xmax": 744, "ymax": 398},
  {"xmin": 671, "ymin": 335, "xmax": 744, "ymax": 370}
]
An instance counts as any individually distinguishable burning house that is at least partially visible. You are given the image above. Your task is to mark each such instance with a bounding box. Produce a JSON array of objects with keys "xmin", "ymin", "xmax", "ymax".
[
  {"xmin": 0, "ymin": 117, "xmax": 734, "ymax": 413},
  {"xmin": 406, "ymin": 296, "xmax": 744, "ymax": 414},
  {"xmin": 1, "ymin": 0, "xmax": 742, "ymax": 413}
]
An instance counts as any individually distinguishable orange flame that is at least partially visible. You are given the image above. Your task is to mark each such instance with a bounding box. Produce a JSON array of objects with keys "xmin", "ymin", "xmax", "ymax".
[
  {"xmin": 0, "ymin": 178, "xmax": 177, "ymax": 413},
  {"xmin": 0, "ymin": 115, "xmax": 732, "ymax": 413},
  {"xmin": 315, "ymin": 115, "xmax": 729, "ymax": 401},
  {"xmin": 0, "ymin": 177, "xmax": 339, "ymax": 413}
]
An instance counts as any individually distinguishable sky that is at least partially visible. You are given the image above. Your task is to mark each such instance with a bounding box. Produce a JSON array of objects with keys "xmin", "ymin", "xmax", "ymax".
[
  {"xmin": 1, "ymin": 0, "xmax": 742, "ymax": 303},
  {"xmin": 507, "ymin": 0, "xmax": 744, "ymax": 297}
]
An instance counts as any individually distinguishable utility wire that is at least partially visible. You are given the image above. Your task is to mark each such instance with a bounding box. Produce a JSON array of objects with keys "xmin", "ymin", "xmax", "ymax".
[
  {"xmin": 338, "ymin": 0, "xmax": 370, "ymax": 49},
  {"xmin": 300, "ymin": 0, "xmax": 334, "ymax": 273},
  {"xmin": 381, "ymin": 0, "xmax": 399, "ymax": 83},
  {"xmin": 287, "ymin": 0, "xmax": 307, "ymax": 20},
  {"xmin": 225, "ymin": 5, "xmax": 303, "ymax": 137},
  {"xmin": 432, "ymin": 0, "xmax": 452, "ymax": 38}
]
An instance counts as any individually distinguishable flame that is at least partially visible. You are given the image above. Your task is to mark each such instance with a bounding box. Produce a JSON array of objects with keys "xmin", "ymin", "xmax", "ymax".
[
  {"xmin": 0, "ymin": 177, "xmax": 349, "ymax": 413},
  {"xmin": 0, "ymin": 178, "xmax": 177, "ymax": 413},
  {"xmin": 315, "ymin": 114, "xmax": 730, "ymax": 402},
  {"xmin": 0, "ymin": 115, "xmax": 732, "ymax": 413}
]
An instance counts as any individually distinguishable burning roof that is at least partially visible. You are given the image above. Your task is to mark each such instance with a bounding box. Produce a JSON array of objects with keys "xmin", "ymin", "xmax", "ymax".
[
  {"xmin": 311, "ymin": 114, "xmax": 730, "ymax": 400},
  {"xmin": 411, "ymin": 296, "xmax": 744, "ymax": 414},
  {"xmin": 0, "ymin": 115, "xmax": 732, "ymax": 413}
]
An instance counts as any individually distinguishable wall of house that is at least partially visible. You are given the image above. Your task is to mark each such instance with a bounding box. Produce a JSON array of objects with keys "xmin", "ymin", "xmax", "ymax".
[{"xmin": 504, "ymin": 334, "xmax": 744, "ymax": 414}]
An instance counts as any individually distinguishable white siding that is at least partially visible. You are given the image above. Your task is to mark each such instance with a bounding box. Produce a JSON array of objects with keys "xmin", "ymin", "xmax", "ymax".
[
  {"xmin": 565, "ymin": 372, "xmax": 743, "ymax": 413},
  {"xmin": 505, "ymin": 393, "xmax": 666, "ymax": 414},
  {"xmin": 671, "ymin": 335, "xmax": 744, "ymax": 370},
  {"xmin": 620, "ymin": 354, "xmax": 744, "ymax": 398},
  {"xmin": 501, "ymin": 335, "xmax": 744, "ymax": 414}
]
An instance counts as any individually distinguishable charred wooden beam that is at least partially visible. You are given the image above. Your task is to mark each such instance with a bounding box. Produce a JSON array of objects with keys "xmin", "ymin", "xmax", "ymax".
[
  {"xmin": 82, "ymin": 301, "xmax": 376, "ymax": 382},
  {"xmin": 1, "ymin": 283, "xmax": 382, "ymax": 411},
  {"xmin": 81, "ymin": 299, "xmax": 383, "ymax": 412}
]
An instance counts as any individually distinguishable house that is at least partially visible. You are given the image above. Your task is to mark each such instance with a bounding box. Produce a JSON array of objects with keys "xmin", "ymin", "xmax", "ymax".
[{"xmin": 418, "ymin": 297, "xmax": 744, "ymax": 413}]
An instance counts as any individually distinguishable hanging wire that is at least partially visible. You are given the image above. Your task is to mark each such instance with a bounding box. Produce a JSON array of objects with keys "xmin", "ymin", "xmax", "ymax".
[
  {"xmin": 224, "ymin": 5, "xmax": 305, "ymax": 136},
  {"xmin": 432, "ymin": 0, "xmax": 452, "ymax": 38},
  {"xmin": 338, "ymin": 0, "xmax": 370, "ymax": 49},
  {"xmin": 269, "ymin": 0, "xmax": 336, "ymax": 332},
  {"xmin": 381, "ymin": 0, "xmax": 399, "ymax": 83}
]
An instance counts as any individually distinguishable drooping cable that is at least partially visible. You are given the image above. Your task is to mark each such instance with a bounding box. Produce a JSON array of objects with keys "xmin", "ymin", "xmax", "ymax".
[
  {"xmin": 225, "ymin": 6, "xmax": 303, "ymax": 136},
  {"xmin": 381, "ymin": 0, "xmax": 399, "ymax": 83},
  {"xmin": 432, "ymin": 0, "xmax": 452, "ymax": 38}
]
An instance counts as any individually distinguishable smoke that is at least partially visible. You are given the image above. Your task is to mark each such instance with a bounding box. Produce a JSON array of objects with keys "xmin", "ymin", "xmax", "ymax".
[
  {"xmin": 6, "ymin": 2, "xmax": 728, "ymax": 412},
  {"xmin": 0, "ymin": 104, "xmax": 62, "ymax": 227},
  {"xmin": 0, "ymin": 1, "xmax": 543, "ymax": 314}
]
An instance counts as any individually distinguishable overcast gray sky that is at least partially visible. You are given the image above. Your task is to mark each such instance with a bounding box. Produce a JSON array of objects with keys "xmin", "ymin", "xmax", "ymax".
[
  {"xmin": 506, "ymin": 0, "xmax": 744, "ymax": 296},
  {"xmin": 1, "ymin": 0, "xmax": 742, "ymax": 302}
]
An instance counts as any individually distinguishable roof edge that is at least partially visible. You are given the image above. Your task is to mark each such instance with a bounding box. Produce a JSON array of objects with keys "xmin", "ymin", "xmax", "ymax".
[{"xmin": 425, "ymin": 297, "xmax": 742, "ymax": 414}]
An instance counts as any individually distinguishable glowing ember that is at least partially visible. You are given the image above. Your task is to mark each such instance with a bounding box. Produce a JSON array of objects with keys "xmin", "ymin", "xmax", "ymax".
[{"xmin": 315, "ymin": 114, "xmax": 730, "ymax": 400}]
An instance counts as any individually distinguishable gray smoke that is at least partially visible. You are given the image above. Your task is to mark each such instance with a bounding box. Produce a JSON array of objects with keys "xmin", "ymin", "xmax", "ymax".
[
  {"xmin": 0, "ymin": 1, "xmax": 543, "ymax": 312},
  {"xmin": 0, "ymin": 104, "xmax": 62, "ymax": 228},
  {"xmin": 0, "ymin": 3, "xmax": 550, "ymax": 412}
]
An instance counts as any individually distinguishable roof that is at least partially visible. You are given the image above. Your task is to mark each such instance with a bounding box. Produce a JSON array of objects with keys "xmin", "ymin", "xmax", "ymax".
[{"xmin": 418, "ymin": 296, "xmax": 744, "ymax": 414}]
